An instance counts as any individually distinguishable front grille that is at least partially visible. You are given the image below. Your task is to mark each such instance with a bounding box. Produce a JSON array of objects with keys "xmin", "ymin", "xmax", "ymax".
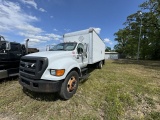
[{"xmin": 19, "ymin": 56, "xmax": 48, "ymax": 80}]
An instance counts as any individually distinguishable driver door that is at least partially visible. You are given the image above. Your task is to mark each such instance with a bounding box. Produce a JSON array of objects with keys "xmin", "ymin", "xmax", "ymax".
[{"xmin": 76, "ymin": 43, "xmax": 88, "ymax": 68}]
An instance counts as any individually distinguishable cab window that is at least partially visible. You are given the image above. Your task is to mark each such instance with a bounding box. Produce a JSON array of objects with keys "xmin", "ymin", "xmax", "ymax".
[
  {"xmin": 49, "ymin": 43, "xmax": 77, "ymax": 51},
  {"xmin": 77, "ymin": 43, "xmax": 84, "ymax": 54},
  {"xmin": 11, "ymin": 44, "xmax": 20, "ymax": 51}
]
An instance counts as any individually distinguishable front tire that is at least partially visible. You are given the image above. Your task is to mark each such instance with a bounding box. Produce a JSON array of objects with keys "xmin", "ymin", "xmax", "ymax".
[{"xmin": 59, "ymin": 71, "xmax": 79, "ymax": 100}]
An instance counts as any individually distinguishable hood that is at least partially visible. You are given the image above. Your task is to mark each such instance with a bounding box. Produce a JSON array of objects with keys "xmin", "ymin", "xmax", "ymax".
[{"xmin": 26, "ymin": 51, "xmax": 72, "ymax": 59}]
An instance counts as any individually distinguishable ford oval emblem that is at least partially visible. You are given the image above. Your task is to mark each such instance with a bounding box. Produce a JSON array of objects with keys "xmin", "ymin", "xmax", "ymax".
[{"xmin": 78, "ymin": 36, "xmax": 84, "ymax": 42}]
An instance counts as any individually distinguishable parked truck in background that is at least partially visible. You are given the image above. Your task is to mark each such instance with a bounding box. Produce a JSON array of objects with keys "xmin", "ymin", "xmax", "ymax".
[
  {"xmin": 19, "ymin": 28, "xmax": 105, "ymax": 99},
  {"xmin": 0, "ymin": 36, "xmax": 39, "ymax": 79},
  {"xmin": 0, "ymin": 36, "xmax": 27, "ymax": 79}
]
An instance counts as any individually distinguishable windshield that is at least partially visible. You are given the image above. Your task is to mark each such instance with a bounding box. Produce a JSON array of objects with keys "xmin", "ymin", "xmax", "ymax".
[{"xmin": 49, "ymin": 43, "xmax": 77, "ymax": 51}]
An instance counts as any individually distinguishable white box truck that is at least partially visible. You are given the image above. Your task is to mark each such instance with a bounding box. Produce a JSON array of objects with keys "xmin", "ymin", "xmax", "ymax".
[{"xmin": 19, "ymin": 28, "xmax": 105, "ymax": 99}]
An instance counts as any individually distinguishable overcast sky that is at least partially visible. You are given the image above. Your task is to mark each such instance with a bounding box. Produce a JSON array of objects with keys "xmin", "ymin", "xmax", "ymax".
[{"xmin": 0, "ymin": 0, "xmax": 146, "ymax": 51}]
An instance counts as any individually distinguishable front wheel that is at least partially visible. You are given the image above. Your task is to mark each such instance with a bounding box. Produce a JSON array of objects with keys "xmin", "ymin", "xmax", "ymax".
[{"xmin": 59, "ymin": 71, "xmax": 79, "ymax": 100}]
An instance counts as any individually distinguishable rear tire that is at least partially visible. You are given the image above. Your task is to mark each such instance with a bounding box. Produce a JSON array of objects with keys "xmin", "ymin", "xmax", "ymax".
[
  {"xmin": 59, "ymin": 71, "xmax": 79, "ymax": 100},
  {"xmin": 97, "ymin": 61, "xmax": 103, "ymax": 69}
]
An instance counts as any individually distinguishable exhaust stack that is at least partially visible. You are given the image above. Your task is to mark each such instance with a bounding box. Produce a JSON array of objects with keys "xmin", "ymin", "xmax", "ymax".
[{"xmin": 26, "ymin": 39, "xmax": 29, "ymax": 54}]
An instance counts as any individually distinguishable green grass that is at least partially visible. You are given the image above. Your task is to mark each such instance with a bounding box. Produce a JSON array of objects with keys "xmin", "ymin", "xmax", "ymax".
[{"xmin": 0, "ymin": 60, "xmax": 160, "ymax": 120}]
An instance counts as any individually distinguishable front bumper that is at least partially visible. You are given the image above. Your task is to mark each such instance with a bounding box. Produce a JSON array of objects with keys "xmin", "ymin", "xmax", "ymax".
[{"xmin": 19, "ymin": 76, "xmax": 63, "ymax": 93}]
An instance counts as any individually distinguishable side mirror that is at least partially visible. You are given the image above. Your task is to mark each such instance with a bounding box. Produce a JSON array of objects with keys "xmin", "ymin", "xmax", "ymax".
[
  {"xmin": 83, "ymin": 43, "xmax": 88, "ymax": 57},
  {"xmin": 77, "ymin": 48, "xmax": 83, "ymax": 54},
  {"xmin": 6, "ymin": 42, "xmax": 11, "ymax": 50},
  {"xmin": 49, "ymin": 45, "xmax": 55, "ymax": 51}
]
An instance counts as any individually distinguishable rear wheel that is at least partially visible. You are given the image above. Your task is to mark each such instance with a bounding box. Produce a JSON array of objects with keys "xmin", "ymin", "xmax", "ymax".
[
  {"xmin": 97, "ymin": 61, "xmax": 103, "ymax": 69},
  {"xmin": 59, "ymin": 71, "xmax": 79, "ymax": 100}
]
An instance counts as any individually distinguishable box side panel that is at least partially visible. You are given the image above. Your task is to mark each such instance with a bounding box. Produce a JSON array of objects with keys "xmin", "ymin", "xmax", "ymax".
[
  {"xmin": 64, "ymin": 33, "xmax": 90, "ymax": 44},
  {"xmin": 64, "ymin": 29, "xmax": 89, "ymax": 37},
  {"xmin": 88, "ymin": 33, "xmax": 92, "ymax": 64},
  {"xmin": 91, "ymin": 31, "xmax": 105, "ymax": 64}
]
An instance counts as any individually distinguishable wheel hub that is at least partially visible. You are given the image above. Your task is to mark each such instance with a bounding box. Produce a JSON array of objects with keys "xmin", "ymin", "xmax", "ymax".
[{"xmin": 67, "ymin": 76, "xmax": 77, "ymax": 92}]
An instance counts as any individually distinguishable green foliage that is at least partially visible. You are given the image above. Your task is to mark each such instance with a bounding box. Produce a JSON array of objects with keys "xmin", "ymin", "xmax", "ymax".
[
  {"xmin": 105, "ymin": 46, "xmax": 111, "ymax": 52},
  {"xmin": 114, "ymin": 0, "xmax": 160, "ymax": 60}
]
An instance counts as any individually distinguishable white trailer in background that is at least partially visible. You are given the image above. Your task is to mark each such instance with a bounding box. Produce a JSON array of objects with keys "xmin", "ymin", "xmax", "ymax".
[
  {"xmin": 105, "ymin": 52, "xmax": 119, "ymax": 60},
  {"xmin": 19, "ymin": 28, "xmax": 105, "ymax": 100}
]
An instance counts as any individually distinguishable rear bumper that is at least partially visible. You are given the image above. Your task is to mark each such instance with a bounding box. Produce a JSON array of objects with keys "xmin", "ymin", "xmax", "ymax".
[
  {"xmin": 19, "ymin": 76, "xmax": 63, "ymax": 93},
  {"xmin": 0, "ymin": 68, "xmax": 19, "ymax": 79}
]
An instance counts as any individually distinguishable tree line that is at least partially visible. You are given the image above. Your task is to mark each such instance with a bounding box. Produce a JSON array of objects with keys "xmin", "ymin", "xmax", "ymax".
[{"xmin": 114, "ymin": 0, "xmax": 160, "ymax": 60}]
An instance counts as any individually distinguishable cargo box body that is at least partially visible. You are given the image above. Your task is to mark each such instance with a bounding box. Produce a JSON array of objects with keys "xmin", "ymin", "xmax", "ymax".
[{"xmin": 63, "ymin": 29, "xmax": 105, "ymax": 64}]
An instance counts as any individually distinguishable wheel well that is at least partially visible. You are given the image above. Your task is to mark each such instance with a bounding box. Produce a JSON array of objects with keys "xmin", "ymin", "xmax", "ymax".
[{"xmin": 69, "ymin": 67, "xmax": 81, "ymax": 77}]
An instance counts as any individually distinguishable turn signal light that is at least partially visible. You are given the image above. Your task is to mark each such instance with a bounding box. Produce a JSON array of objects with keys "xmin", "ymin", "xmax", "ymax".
[
  {"xmin": 50, "ymin": 69, "xmax": 65, "ymax": 76},
  {"xmin": 56, "ymin": 69, "xmax": 65, "ymax": 76}
]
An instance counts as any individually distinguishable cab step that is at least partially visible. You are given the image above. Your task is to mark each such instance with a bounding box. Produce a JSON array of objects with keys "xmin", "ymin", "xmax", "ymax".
[
  {"xmin": 80, "ymin": 67, "xmax": 90, "ymax": 80},
  {"xmin": 81, "ymin": 68, "xmax": 88, "ymax": 72},
  {"xmin": 80, "ymin": 74, "xmax": 90, "ymax": 80}
]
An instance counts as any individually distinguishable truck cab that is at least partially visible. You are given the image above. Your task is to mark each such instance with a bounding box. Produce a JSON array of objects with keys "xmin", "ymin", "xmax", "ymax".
[
  {"xmin": 19, "ymin": 28, "xmax": 105, "ymax": 100},
  {"xmin": 49, "ymin": 42, "xmax": 88, "ymax": 68},
  {"xmin": 0, "ymin": 36, "xmax": 26, "ymax": 62},
  {"xmin": 0, "ymin": 36, "xmax": 26, "ymax": 79}
]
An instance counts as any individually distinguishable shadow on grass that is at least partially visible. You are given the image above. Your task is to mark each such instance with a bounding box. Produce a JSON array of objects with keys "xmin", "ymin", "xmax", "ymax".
[
  {"xmin": 23, "ymin": 88, "xmax": 60, "ymax": 102},
  {"xmin": 112, "ymin": 59, "xmax": 160, "ymax": 71}
]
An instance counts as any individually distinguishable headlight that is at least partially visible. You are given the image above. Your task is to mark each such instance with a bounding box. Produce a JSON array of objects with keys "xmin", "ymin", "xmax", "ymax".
[
  {"xmin": 50, "ymin": 69, "xmax": 56, "ymax": 75},
  {"xmin": 50, "ymin": 69, "xmax": 65, "ymax": 76}
]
